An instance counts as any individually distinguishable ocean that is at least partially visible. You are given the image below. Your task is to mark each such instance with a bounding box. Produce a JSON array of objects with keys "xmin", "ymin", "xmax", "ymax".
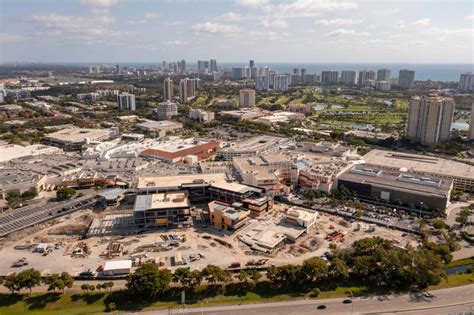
[{"xmin": 217, "ymin": 63, "xmax": 473, "ymax": 82}]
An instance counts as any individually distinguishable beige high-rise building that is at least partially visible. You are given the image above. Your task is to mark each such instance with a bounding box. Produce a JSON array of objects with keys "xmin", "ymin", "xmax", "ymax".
[
  {"xmin": 179, "ymin": 78, "xmax": 196, "ymax": 104},
  {"xmin": 469, "ymin": 103, "xmax": 474, "ymax": 141},
  {"xmin": 163, "ymin": 77, "xmax": 173, "ymax": 100},
  {"xmin": 239, "ymin": 88, "xmax": 256, "ymax": 108},
  {"xmin": 406, "ymin": 95, "xmax": 455, "ymax": 146}
]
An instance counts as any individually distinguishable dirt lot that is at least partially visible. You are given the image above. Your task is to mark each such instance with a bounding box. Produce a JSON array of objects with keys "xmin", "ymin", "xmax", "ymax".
[{"xmin": 0, "ymin": 204, "xmax": 419, "ymax": 276}]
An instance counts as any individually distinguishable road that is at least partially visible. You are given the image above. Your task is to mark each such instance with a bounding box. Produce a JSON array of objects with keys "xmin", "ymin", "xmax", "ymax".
[
  {"xmin": 0, "ymin": 194, "xmax": 96, "ymax": 237},
  {"xmin": 140, "ymin": 285, "xmax": 474, "ymax": 315}
]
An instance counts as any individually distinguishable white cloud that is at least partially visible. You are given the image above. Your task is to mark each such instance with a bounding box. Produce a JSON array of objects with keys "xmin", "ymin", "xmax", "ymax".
[
  {"xmin": 465, "ymin": 14, "xmax": 474, "ymax": 20},
  {"xmin": 325, "ymin": 29, "xmax": 370, "ymax": 37},
  {"xmin": 144, "ymin": 12, "xmax": 161, "ymax": 19},
  {"xmin": 248, "ymin": 30, "xmax": 281, "ymax": 40},
  {"xmin": 260, "ymin": 19, "xmax": 288, "ymax": 28},
  {"xmin": 262, "ymin": 0, "xmax": 358, "ymax": 18},
  {"xmin": 0, "ymin": 32, "xmax": 29, "ymax": 43},
  {"xmin": 215, "ymin": 11, "xmax": 244, "ymax": 22},
  {"xmin": 314, "ymin": 18, "xmax": 360, "ymax": 26},
  {"xmin": 365, "ymin": 39, "xmax": 393, "ymax": 45},
  {"xmin": 373, "ymin": 8, "xmax": 400, "ymax": 16},
  {"xmin": 128, "ymin": 12, "xmax": 160, "ymax": 25},
  {"xmin": 80, "ymin": 0, "xmax": 118, "ymax": 7},
  {"xmin": 165, "ymin": 40, "xmax": 186, "ymax": 46},
  {"xmin": 166, "ymin": 20, "xmax": 184, "ymax": 26},
  {"xmin": 128, "ymin": 19, "xmax": 148, "ymax": 25},
  {"xmin": 191, "ymin": 22, "xmax": 242, "ymax": 34},
  {"xmin": 412, "ymin": 18, "xmax": 431, "ymax": 27},
  {"xmin": 423, "ymin": 27, "xmax": 472, "ymax": 36},
  {"xmin": 397, "ymin": 20, "xmax": 405, "ymax": 28},
  {"xmin": 236, "ymin": 0, "xmax": 269, "ymax": 7},
  {"xmin": 31, "ymin": 13, "xmax": 129, "ymax": 40}
]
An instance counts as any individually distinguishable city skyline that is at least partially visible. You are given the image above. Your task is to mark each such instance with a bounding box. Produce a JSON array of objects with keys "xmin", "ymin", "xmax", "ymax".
[{"xmin": 1, "ymin": 0, "xmax": 473, "ymax": 63}]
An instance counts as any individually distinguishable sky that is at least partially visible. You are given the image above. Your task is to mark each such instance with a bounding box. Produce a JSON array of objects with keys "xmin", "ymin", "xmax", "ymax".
[{"xmin": 0, "ymin": 0, "xmax": 473, "ymax": 64}]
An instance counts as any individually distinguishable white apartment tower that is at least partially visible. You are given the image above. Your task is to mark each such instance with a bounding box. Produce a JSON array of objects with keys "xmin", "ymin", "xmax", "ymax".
[
  {"xmin": 163, "ymin": 77, "xmax": 173, "ymax": 100},
  {"xmin": 255, "ymin": 75, "xmax": 270, "ymax": 91},
  {"xmin": 274, "ymin": 75, "xmax": 289, "ymax": 92},
  {"xmin": 377, "ymin": 69, "xmax": 391, "ymax": 81},
  {"xmin": 340, "ymin": 70, "xmax": 357, "ymax": 85},
  {"xmin": 398, "ymin": 70, "xmax": 415, "ymax": 89},
  {"xmin": 459, "ymin": 73, "xmax": 474, "ymax": 91},
  {"xmin": 321, "ymin": 71, "xmax": 338, "ymax": 84},
  {"xmin": 117, "ymin": 92, "xmax": 136, "ymax": 111}
]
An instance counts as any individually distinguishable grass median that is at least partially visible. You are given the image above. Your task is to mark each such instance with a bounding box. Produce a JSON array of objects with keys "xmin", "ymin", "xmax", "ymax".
[{"xmin": 0, "ymin": 273, "xmax": 472, "ymax": 315}]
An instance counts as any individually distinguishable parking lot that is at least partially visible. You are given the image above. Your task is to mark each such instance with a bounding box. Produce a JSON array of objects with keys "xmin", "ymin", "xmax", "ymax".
[{"xmin": 0, "ymin": 194, "xmax": 96, "ymax": 237}]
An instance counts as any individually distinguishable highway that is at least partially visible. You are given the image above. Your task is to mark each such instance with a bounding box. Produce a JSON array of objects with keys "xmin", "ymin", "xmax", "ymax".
[
  {"xmin": 145, "ymin": 285, "xmax": 474, "ymax": 315},
  {"xmin": 0, "ymin": 195, "xmax": 96, "ymax": 237}
]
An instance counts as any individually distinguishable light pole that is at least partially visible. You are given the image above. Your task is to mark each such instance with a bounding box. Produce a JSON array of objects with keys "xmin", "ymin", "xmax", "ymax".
[{"xmin": 350, "ymin": 290, "xmax": 354, "ymax": 315}]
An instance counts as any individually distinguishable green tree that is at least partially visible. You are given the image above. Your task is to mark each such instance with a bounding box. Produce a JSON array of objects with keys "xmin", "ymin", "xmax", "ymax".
[
  {"xmin": 126, "ymin": 264, "xmax": 172, "ymax": 300},
  {"xmin": 6, "ymin": 191, "xmax": 21, "ymax": 208},
  {"xmin": 173, "ymin": 268, "xmax": 202, "ymax": 291},
  {"xmin": 432, "ymin": 219, "xmax": 446, "ymax": 230},
  {"xmin": 56, "ymin": 187, "xmax": 77, "ymax": 201},
  {"xmin": 17, "ymin": 269, "xmax": 41, "ymax": 293},
  {"xmin": 3, "ymin": 274, "xmax": 20, "ymax": 293},
  {"xmin": 300, "ymin": 257, "xmax": 328, "ymax": 286},
  {"xmin": 267, "ymin": 264, "xmax": 300, "ymax": 287},
  {"xmin": 236, "ymin": 270, "xmax": 250, "ymax": 284},
  {"xmin": 44, "ymin": 272, "xmax": 74, "ymax": 293},
  {"xmin": 61, "ymin": 272, "xmax": 74, "ymax": 292},
  {"xmin": 201, "ymin": 265, "xmax": 229, "ymax": 285},
  {"xmin": 106, "ymin": 281, "xmax": 114, "ymax": 292},
  {"xmin": 248, "ymin": 269, "xmax": 262, "ymax": 284},
  {"xmin": 329, "ymin": 258, "xmax": 349, "ymax": 281},
  {"xmin": 80, "ymin": 283, "xmax": 89, "ymax": 293}
]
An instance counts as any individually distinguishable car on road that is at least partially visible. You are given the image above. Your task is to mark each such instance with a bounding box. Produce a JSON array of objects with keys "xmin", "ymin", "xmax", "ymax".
[
  {"xmin": 316, "ymin": 305, "xmax": 326, "ymax": 309},
  {"xmin": 342, "ymin": 299, "xmax": 352, "ymax": 304},
  {"xmin": 422, "ymin": 292, "xmax": 434, "ymax": 298}
]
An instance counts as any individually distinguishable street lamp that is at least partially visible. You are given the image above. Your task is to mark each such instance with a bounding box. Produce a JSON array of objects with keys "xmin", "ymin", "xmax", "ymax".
[{"xmin": 350, "ymin": 290, "xmax": 354, "ymax": 315}]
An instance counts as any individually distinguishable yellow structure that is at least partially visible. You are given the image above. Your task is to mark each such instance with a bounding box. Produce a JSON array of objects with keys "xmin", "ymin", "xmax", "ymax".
[{"xmin": 208, "ymin": 201, "xmax": 251, "ymax": 231}]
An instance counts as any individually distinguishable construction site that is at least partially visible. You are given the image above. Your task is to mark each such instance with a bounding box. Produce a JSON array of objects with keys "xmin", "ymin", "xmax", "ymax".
[{"xmin": 0, "ymin": 200, "xmax": 418, "ymax": 277}]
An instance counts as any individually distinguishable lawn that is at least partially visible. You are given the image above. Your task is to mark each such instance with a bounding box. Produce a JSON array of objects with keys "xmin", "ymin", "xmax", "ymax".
[
  {"xmin": 444, "ymin": 257, "xmax": 474, "ymax": 268},
  {"xmin": 429, "ymin": 272, "xmax": 474, "ymax": 290},
  {"xmin": 1, "ymin": 273, "xmax": 472, "ymax": 314}
]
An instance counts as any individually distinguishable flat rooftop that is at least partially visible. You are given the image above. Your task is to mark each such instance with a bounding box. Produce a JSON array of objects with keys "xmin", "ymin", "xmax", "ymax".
[
  {"xmin": 209, "ymin": 202, "xmax": 250, "ymax": 220},
  {"xmin": 363, "ymin": 150, "xmax": 474, "ymax": 179},
  {"xmin": 219, "ymin": 136, "xmax": 288, "ymax": 153},
  {"xmin": 233, "ymin": 154, "xmax": 293, "ymax": 172},
  {"xmin": 103, "ymin": 260, "xmax": 132, "ymax": 271},
  {"xmin": 210, "ymin": 181, "xmax": 262, "ymax": 194},
  {"xmin": 147, "ymin": 137, "xmax": 214, "ymax": 153},
  {"xmin": 136, "ymin": 119, "xmax": 182, "ymax": 130},
  {"xmin": 44, "ymin": 128, "xmax": 113, "ymax": 143},
  {"xmin": 134, "ymin": 192, "xmax": 190, "ymax": 212},
  {"xmin": 338, "ymin": 165, "xmax": 452, "ymax": 196},
  {"xmin": 137, "ymin": 173, "xmax": 261, "ymax": 194},
  {"xmin": 137, "ymin": 173, "xmax": 228, "ymax": 189},
  {"xmin": 0, "ymin": 144, "xmax": 61, "ymax": 163}
]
